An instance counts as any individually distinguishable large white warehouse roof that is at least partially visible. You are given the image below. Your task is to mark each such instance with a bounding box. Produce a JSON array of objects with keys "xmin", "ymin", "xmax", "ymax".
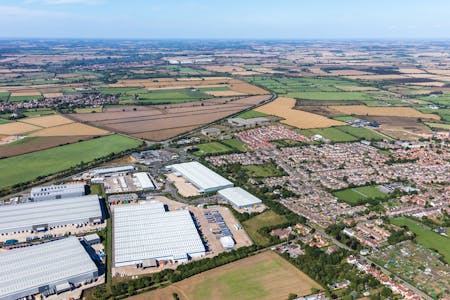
[
  {"xmin": 113, "ymin": 201, "xmax": 206, "ymax": 267},
  {"xmin": 30, "ymin": 183, "xmax": 85, "ymax": 201},
  {"xmin": 218, "ymin": 187, "xmax": 262, "ymax": 208},
  {"xmin": 167, "ymin": 161, "xmax": 233, "ymax": 193},
  {"xmin": 0, "ymin": 237, "xmax": 98, "ymax": 300},
  {"xmin": 0, "ymin": 195, "xmax": 102, "ymax": 234}
]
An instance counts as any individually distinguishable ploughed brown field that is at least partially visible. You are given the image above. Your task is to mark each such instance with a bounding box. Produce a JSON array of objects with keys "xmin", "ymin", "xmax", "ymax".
[
  {"xmin": 70, "ymin": 95, "xmax": 271, "ymax": 141},
  {"xmin": 0, "ymin": 135, "xmax": 95, "ymax": 158}
]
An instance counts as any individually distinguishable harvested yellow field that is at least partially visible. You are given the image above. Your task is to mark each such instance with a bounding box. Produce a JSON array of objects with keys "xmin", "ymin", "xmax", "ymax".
[
  {"xmin": 0, "ymin": 122, "xmax": 41, "ymax": 135},
  {"xmin": 336, "ymin": 85, "xmax": 378, "ymax": 92},
  {"xmin": 204, "ymin": 90, "xmax": 245, "ymax": 97},
  {"xmin": 29, "ymin": 123, "xmax": 109, "ymax": 136},
  {"xmin": 43, "ymin": 92, "xmax": 64, "ymax": 98},
  {"xmin": 407, "ymin": 81, "xmax": 445, "ymax": 87},
  {"xmin": 345, "ymin": 74, "xmax": 409, "ymax": 80},
  {"xmin": 399, "ymin": 68, "xmax": 426, "ymax": 74},
  {"xmin": 255, "ymin": 97, "xmax": 345, "ymax": 129},
  {"xmin": 22, "ymin": 115, "xmax": 73, "ymax": 128},
  {"xmin": 426, "ymin": 69, "xmax": 450, "ymax": 76},
  {"xmin": 329, "ymin": 105, "xmax": 441, "ymax": 120},
  {"xmin": 10, "ymin": 91, "xmax": 41, "ymax": 97}
]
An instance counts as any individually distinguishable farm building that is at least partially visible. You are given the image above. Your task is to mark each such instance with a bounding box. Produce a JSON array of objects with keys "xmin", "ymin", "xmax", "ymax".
[
  {"xmin": 167, "ymin": 161, "xmax": 233, "ymax": 193},
  {"xmin": 90, "ymin": 165, "xmax": 134, "ymax": 176},
  {"xmin": 0, "ymin": 195, "xmax": 103, "ymax": 235},
  {"xmin": 113, "ymin": 201, "xmax": 205, "ymax": 267},
  {"xmin": 132, "ymin": 172, "xmax": 156, "ymax": 190},
  {"xmin": 218, "ymin": 187, "xmax": 263, "ymax": 209},
  {"xmin": 0, "ymin": 237, "xmax": 98, "ymax": 300},
  {"xmin": 30, "ymin": 183, "xmax": 86, "ymax": 202}
]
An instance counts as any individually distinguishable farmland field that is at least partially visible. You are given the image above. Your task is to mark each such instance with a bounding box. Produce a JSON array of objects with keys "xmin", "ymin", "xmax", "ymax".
[
  {"xmin": 285, "ymin": 91, "xmax": 372, "ymax": 101},
  {"xmin": 0, "ymin": 135, "xmax": 141, "ymax": 190},
  {"xmin": 329, "ymin": 105, "xmax": 441, "ymax": 119},
  {"xmin": 255, "ymin": 97, "xmax": 344, "ymax": 129},
  {"xmin": 129, "ymin": 251, "xmax": 322, "ymax": 300},
  {"xmin": 390, "ymin": 217, "xmax": 450, "ymax": 264},
  {"xmin": 119, "ymin": 88, "xmax": 213, "ymax": 104},
  {"xmin": 425, "ymin": 122, "xmax": 450, "ymax": 130},
  {"xmin": 334, "ymin": 185, "xmax": 388, "ymax": 205},
  {"xmin": 243, "ymin": 211, "xmax": 288, "ymax": 246}
]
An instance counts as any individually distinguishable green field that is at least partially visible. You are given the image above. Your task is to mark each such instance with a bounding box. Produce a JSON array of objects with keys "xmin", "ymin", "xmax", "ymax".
[
  {"xmin": 334, "ymin": 185, "xmax": 388, "ymax": 205},
  {"xmin": 119, "ymin": 88, "xmax": 212, "ymax": 104},
  {"xmin": 98, "ymin": 87, "xmax": 143, "ymax": 95},
  {"xmin": 243, "ymin": 211, "xmax": 288, "ymax": 246},
  {"xmin": 337, "ymin": 126, "xmax": 387, "ymax": 141},
  {"xmin": 419, "ymin": 93, "xmax": 450, "ymax": 106},
  {"xmin": 0, "ymin": 118, "xmax": 10, "ymax": 124},
  {"xmin": 390, "ymin": 217, "xmax": 450, "ymax": 264},
  {"xmin": 243, "ymin": 163, "xmax": 285, "ymax": 178},
  {"xmin": 425, "ymin": 122, "xmax": 450, "ymax": 130},
  {"xmin": 22, "ymin": 109, "xmax": 56, "ymax": 117},
  {"xmin": 299, "ymin": 127, "xmax": 359, "ymax": 142},
  {"xmin": 0, "ymin": 135, "xmax": 141, "ymax": 190},
  {"xmin": 8, "ymin": 95, "xmax": 44, "ymax": 102},
  {"xmin": 236, "ymin": 110, "xmax": 270, "ymax": 119},
  {"xmin": 332, "ymin": 115, "xmax": 358, "ymax": 122},
  {"xmin": 0, "ymin": 92, "xmax": 10, "ymax": 102},
  {"xmin": 221, "ymin": 138, "xmax": 247, "ymax": 152},
  {"xmin": 285, "ymin": 91, "xmax": 372, "ymax": 101},
  {"xmin": 193, "ymin": 142, "xmax": 232, "ymax": 156}
]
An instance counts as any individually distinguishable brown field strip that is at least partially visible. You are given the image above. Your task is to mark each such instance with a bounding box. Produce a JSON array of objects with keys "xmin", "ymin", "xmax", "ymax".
[
  {"xmin": 22, "ymin": 115, "xmax": 73, "ymax": 127},
  {"xmin": 329, "ymin": 105, "xmax": 441, "ymax": 119},
  {"xmin": 129, "ymin": 251, "xmax": 322, "ymax": 300},
  {"xmin": 255, "ymin": 97, "xmax": 345, "ymax": 128},
  {"xmin": 29, "ymin": 123, "xmax": 109, "ymax": 136},
  {"xmin": 71, "ymin": 95, "xmax": 271, "ymax": 141}
]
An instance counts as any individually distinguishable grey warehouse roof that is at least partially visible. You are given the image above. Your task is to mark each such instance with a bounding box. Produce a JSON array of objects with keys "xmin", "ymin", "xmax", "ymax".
[
  {"xmin": 0, "ymin": 237, "xmax": 98, "ymax": 300},
  {"xmin": 0, "ymin": 195, "xmax": 102, "ymax": 234},
  {"xmin": 168, "ymin": 161, "xmax": 233, "ymax": 193},
  {"xmin": 113, "ymin": 201, "xmax": 206, "ymax": 267},
  {"xmin": 218, "ymin": 187, "xmax": 262, "ymax": 207},
  {"xmin": 30, "ymin": 183, "xmax": 85, "ymax": 200}
]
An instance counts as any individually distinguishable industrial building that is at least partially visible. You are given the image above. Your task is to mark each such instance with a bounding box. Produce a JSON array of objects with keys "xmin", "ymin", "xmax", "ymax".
[
  {"xmin": 30, "ymin": 183, "xmax": 86, "ymax": 202},
  {"xmin": 227, "ymin": 117, "xmax": 270, "ymax": 128},
  {"xmin": 218, "ymin": 187, "xmax": 263, "ymax": 209},
  {"xmin": 0, "ymin": 237, "xmax": 98, "ymax": 300},
  {"xmin": 0, "ymin": 195, "xmax": 103, "ymax": 235},
  {"xmin": 167, "ymin": 161, "xmax": 233, "ymax": 193},
  {"xmin": 113, "ymin": 201, "xmax": 206, "ymax": 267},
  {"xmin": 90, "ymin": 165, "xmax": 135, "ymax": 176},
  {"xmin": 133, "ymin": 172, "xmax": 156, "ymax": 190}
]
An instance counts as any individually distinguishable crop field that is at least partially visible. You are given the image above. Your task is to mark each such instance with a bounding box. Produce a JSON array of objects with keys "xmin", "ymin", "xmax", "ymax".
[
  {"xmin": 0, "ymin": 135, "xmax": 141, "ymax": 190},
  {"xmin": 130, "ymin": 251, "xmax": 322, "ymax": 300},
  {"xmin": 21, "ymin": 115, "xmax": 72, "ymax": 127},
  {"xmin": 298, "ymin": 127, "xmax": 359, "ymax": 142},
  {"xmin": 70, "ymin": 95, "xmax": 271, "ymax": 141},
  {"xmin": 390, "ymin": 217, "xmax": 450, "ymax": 264},
  {"xmin": 242, "ymin": 163, "xmax": 285, "ymax": 178},
  {"xmin": 193, "ymin": 142, "xmax": 232, "ymax": 156},
  {"xmin": 243, "ymin": 211, "xmax": 288, "ymax": 246},
  {"xmin": 419, "ymin": 93, "xmax": 450, "ymax": 106},
  {"xmin": 119, "ymin": 88, "xmax": 213, "ymax": 104},
  {"xmin": 416, "ymin": 107, "xmax": 450, "ymax": 122},
  {"xmin": 255, "ymin": 97, "xmax": 344, "ymax": 129},
  {"xmin": 425, "ymin": 122, "xmax": 450, "ymax": 130},
  {"xmin": 0, "ymin": 92, "xmax": 10, "ymax": 101},
  {"xmin": 333, "ymin": 185, "xmax": 388, "ymax": 205},
  {"xmin": 329, "ymin": 105, "xmax": 441, "ymax": 120},
  {"xmin": 337, "ymin": 126, "xmax": 388, "ymax": 140},
  {"xmin": 285, "ymin": 91, "xmax": 372, "ymax": 101},
  {"xmin": 0, "ymin": 122, "xmax": 41, "ymax": 135}
]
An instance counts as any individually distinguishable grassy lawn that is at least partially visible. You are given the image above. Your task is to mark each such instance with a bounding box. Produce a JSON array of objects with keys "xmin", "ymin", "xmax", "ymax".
[
  {"xmin": 242, "ymin": 163, "xmax": 285, "ymax": 178},
  {"xmin": 425, "ymin": 122, "xmax": 450, "ymax": 130},
  {"xmin": 237, "ymin": 110, "xmax": 270, "ymax": 119},
  {"xmin": 333, "ymin": 185, "xmax": 388, "ymax": 205},
  {"xmin": 299, "ymin": 127, "xmax": 359, "ymax": 142},
  {"xmin": 0, "ymin": 135, "xmax": 141, "ymax": 190},
  {"xmin": 337, "ymin": 126, "xmax": 387, "ymax": 141},
  {"xmin": 390, "ymin": 217, "xmax": 450, "ymax": 264},
  {"xmin": 130, "ymin": 251, "xmax": 322, "ymax": 300},
  {"xmin": 243, "ymin": 211, "xmax": 288, "ymax": 246},
  {"xmin": 193, "ymin": 141, "xmax": 232, "ymax": 156},
  {"xmin": 332, "ymin": 115, "xmax": 358, "ymax": 121},
  {"xmin": 221, "ymin": 138, "xmax": 247, "ymax": 151}
]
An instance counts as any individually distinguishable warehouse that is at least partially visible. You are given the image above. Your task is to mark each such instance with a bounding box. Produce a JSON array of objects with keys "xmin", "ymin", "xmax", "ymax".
[
  {"xmin": 90, "ymin": 165, "xmax": 135, "ymax": 176},
  {"xmin": 133, "ymin": 172, "xmax": 156, "ymax": 190},
  {"xmin": 0, "ymin": 195, "xmax": 103, "ymax": 235},
  {"xmin": 0, "ymin": 237, "xmax": 98, "ymax": 300},
  {"xmin": 218, "ymin": 187, "xmax": 263, "ymax": 209},
  {"xmin": 167, "ymin": 161, "xmax": 233, "ymax": 193},
  {"xmin": 113, "ymin": 201, "xmax": 206, "ymax": 267},
  {"xmin": 30, "ymin": 183, "xmax": 86, "ymax": 202}
]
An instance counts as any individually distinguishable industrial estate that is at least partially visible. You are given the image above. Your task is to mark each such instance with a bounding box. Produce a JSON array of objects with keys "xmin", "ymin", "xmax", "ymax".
[{"xmin": 0, "ymin": 31, "xmax": 449, "ymax": 300}]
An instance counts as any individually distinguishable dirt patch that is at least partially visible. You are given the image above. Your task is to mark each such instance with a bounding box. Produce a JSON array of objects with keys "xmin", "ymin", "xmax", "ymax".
[
  {"xmin": 255, "ymin": 97, "xmax": 344, "ymax": 128},
  {"xmin": 363, "ymin": 116, "xmax": 432, "ymax": 140}
]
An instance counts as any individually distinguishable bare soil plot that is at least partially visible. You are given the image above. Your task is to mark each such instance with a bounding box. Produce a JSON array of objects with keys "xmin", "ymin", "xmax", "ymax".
[
  {"xmin": 22, "ymin": 115, "xmax": 73, "ymax": 127},
  {"xmin": 335, "ymin": 85, "xmax": 378, "ymax": 92},
  {"xmin": 363, "ymin": 116, "xmax": 432, "ymax": 140},
  {"xmin": 0, "ymin": 136, "xmax": 94, "ymax": 158},
  {"xmin": 204, "ymin": 90, "xmax": 245, "ymax": 97},
  {"xmin": 43, "ymin": 92, "xmax": 64, "ymax": 98},
  {"xmin": 10, "ymin": 91, "xmax": 41, "ymax": 97},
  {"xmin": 0, "ymin": 122, "xmax": 41, "ymax": 135},
  {"xmin": 70, "ymin": 95, "xmax": 270, "ymax": 141},
  {"xmin": 329, "ymin": 105, "xmax": 440, "ymax": 120},
  {"xmin": 255, "ymin": 97, "xmax": 344, "ymax": 128},
  {"xmin": 129, "ymin": 251, "xmax": 322, "ymax": 300},
  {"xmin": 29, "ymin": 123, "xmax": 109, "ymax": 136}
]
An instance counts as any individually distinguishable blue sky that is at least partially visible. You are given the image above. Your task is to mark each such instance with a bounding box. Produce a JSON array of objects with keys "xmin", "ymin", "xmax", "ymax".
[{"xmin": 1, "ymin": 0, "xmax": 450, "ymax": 39}]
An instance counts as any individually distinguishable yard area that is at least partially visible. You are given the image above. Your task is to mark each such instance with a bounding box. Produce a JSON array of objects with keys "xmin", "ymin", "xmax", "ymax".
[
  {"xmin": 333, "ymin": 185, "xmax": 388, "ymax": 205},
  {"xmin": 193, "ymin": 142, "xmax": 232, "ymax": 156},
  {"xmin": 243, "ymin": 210, "xmax": 288, "ymax": 246},
  {"xmin": 242, "ymin": 163, "xmax": 285, "ymax": 178},
  {"xmin": 129, "ymin": 251, "xmax": 322, "ymax": 300}
]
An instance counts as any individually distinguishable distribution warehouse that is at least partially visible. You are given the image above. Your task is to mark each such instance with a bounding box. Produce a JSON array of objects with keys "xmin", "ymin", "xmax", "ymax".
[
  {"xmin": 218, "ymin": 187, "xmax": 263, "ymax": 209},
  {"xmin": 167, "ymin": 161, "xmax": 233, "ymax": 193},
  {"xmin": 30, "ymin": 183, "xmax": 86, "ymax": 202},
  {"xmin": 0, "ymin": 237, "xmax": 98, "ymax": 300},
  {"xmin": 113, "ymin": 201, "xmax": 206, "ymax": 267},
  {"xmin": 0, "ymin": 195, "xmax": 103, "ymax": 235}
]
